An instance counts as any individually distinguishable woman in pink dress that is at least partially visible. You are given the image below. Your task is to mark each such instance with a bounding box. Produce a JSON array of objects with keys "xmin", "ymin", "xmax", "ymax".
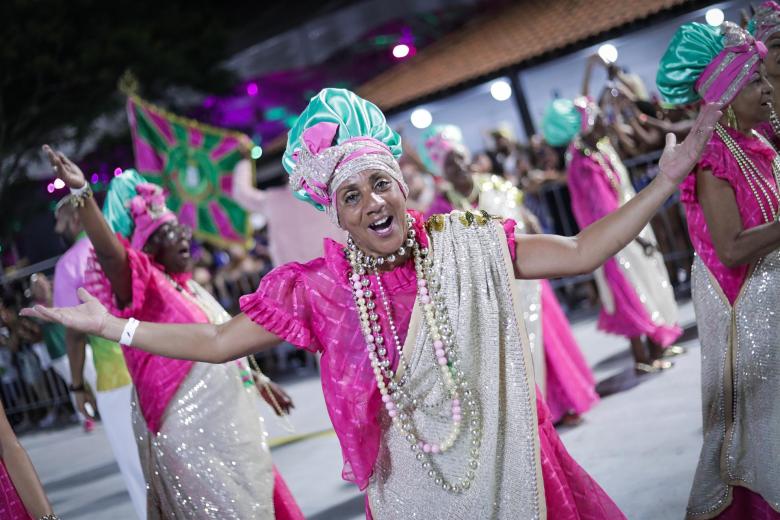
[
  {"xmin": 658, "ymin": 21, "xmax": 780, "ymax": 519},
  {"xmin": 27, "ymin": 88, "xmax": 721, "ymax": 519},
  {"xmin": 0, "ymin": 399, "xmax": 55, "ymax": 519},
  {"xmin": 36, "ymin": 159, "xmax": 302, "ymax": 520},
  {"xmin": 542, "ymin": 93, "xmax": 684, "ymax": 374},
  {"xmin": 420, "ymin": 125, "xmax": 599, "ymax": 424}
]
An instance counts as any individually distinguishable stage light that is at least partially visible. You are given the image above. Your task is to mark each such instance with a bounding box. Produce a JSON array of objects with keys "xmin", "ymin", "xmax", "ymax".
[
  {"xmin": 47, "ymin": 183, "xmax": 55, "ymax": 193},
  {"xmin": 705, "ymin": 8, "xmax": 724, "ymax": 27},
  {"xmin": 410, "ymin": 108, "xmax": 432, "ymax": 129},
  {"xmin": 246, "ymin": 82, "xmax": 259, "ymax": 96},
  {"xmin": 490, "ymin": 80, "xmax": 512, "ymax": 101},
  {"xmin": 598, "ymin": 44, "xmax": 618, "ymax": 64},
  {"xmin": 114, "ymin": 167, "xmax": 123, "ymax": 177},
  {"xmin": 53, "ymin": 178, "xmax": 65, "ymax": 190},
  {"xmin": 90, "ymin": 173, "xmax": 99, "ymax": 184},
  {"xmin": 392, "ymin": 44, "xmax": 410, "ymax": 59},
  {"xmin": 251, "ymin": 146, "xmax": 263, "ymax": 160}
]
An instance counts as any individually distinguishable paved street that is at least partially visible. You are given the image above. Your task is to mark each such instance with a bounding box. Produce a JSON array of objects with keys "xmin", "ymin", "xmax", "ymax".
[{"xmin": 25, "ymin": 301, "xmax": 703, "ymax": 519}]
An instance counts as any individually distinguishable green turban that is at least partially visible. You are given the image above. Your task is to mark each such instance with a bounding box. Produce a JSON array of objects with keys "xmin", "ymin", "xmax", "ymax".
[
  {"xmin": 541, "ymin": 99, "xmax": 582, "ymax": 147},
  {"xmin": 102, "ymin": 169, "xmax": 146, "ymax": 237},
  {"xmin": 656, "ymin": 22, "xmax": 723, "ymax": 106},
  {"xmin": 283, "ymin": 88, "xmax": 402, "ymax": 211}
]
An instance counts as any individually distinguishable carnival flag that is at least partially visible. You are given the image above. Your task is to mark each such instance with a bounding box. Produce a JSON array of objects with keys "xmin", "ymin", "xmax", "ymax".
[{"xmin": 127, "ymin": 95, "xmax": 253, "ymax": 247}]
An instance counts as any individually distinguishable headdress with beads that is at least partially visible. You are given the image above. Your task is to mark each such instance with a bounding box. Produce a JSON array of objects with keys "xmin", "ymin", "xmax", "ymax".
[
  {"xmin": 657, "ymin": 21, "xmax": 766, "ymax": 106},
  {"xmin": 749, "ymin": 1, "xmax": 780, "ymax": 43},
  {"xmin": 283, "ymin": 88, "xmax": 407, "ymax": 226}
]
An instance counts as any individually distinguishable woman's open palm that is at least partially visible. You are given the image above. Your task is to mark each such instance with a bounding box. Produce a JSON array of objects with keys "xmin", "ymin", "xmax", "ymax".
[
  {"xmin": 658, "ymin": 103, "xmax": 722, "ymax": 185},
  {"xmin": 21, "ymin": 288, "xmax": 109, "ymax": 338}
]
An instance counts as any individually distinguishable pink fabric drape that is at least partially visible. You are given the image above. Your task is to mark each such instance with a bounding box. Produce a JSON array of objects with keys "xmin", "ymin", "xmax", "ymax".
[
  {"xmin": 567, "ymin": 147, "xmax": 681, "ymax": 345},
  {"xmin": 241, "ymin": 211, "xmax": 623, "ymax": 518}
]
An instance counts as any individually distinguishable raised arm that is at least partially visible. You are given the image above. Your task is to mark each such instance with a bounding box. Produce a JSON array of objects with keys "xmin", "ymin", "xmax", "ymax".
[
  {"xmin": 514, "ymin": 103, "xmax": 722, "ymax": 279},
  {"xmin": 698, "ymin": 167, "xmax": 780, "ymax": 267},
  {"xmin": 22, "ymin": 288, "xmax": 281, "ymax": 364},
  {"xmin": 231, "ymin": 158, "xmax": 267, "ymax": 212},
  {"xmin": 43, "ymin": 145, "xmax": 131, "ymax": 305}
]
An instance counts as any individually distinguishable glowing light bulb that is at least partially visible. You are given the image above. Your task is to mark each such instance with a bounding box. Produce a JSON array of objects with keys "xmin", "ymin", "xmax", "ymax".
[
  {"xmin": 251, "ymin": 146, "xmax": 263, "ymax": 160},
  {"xmin": 53, "ymin": 178, "xmax": 65, "ymax": 189},
  {"xmin": 598, "ymin": 43, "xmax": 618, "ymax": 64},
  {"xmin": 705, "ymin": 8, "xmax": 724, "ymax": 27},
  {"xmin": 392, "ymin": 44, "xmax": 410, "ymax": 59},
  {"xmin": 490, "ymin": 80, "xmax": 512, "ymax": 101},
  {"xmin": 410, "ymin": 108, "xmax": 432, "ymax": 129}
]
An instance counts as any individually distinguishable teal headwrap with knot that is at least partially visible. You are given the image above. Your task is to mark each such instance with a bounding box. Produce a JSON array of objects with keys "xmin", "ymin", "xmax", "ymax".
[
  {"xmin": 101, "ymin": 169, "xmax": 146, "ymax": 237},
  {"xmin": 283, "ymin": 88, "xmax": 405, "ymax": 220},
  {"xmin": 541, "ymin": 99, "xmax": 583, "ymax": 147}
]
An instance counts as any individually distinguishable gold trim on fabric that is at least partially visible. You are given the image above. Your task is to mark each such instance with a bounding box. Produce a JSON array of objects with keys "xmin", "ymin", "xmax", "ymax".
[{"xmin": 494, "ymin": 222, "xmax": 547, "ymax": 519}]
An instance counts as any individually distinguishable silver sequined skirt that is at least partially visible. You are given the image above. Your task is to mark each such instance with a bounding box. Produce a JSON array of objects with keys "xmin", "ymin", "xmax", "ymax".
[
  {"xmin": 132, "ymin": 361, "xmax": 274, "ymax": 519},
  {"xmin": 687, "ymin": 254, "xmax": 780, "ymax": 518}
]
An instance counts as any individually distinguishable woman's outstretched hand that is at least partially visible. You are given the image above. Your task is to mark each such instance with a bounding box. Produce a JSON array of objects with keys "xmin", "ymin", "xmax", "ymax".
[
  {"xmin": 42, "ymin": 144, "xmax": 87, "ymax": 189},
  {"xmin": 20, "ymin": 288, "xmax": 109, "ymax": 338},
  {"xmin": 657, "ymin": 103, "xmax": 722, "ymax": 186}
]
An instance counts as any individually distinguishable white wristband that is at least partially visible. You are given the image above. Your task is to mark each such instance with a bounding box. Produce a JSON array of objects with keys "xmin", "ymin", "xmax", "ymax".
[{"xmin": 120, "ymin": 318, "xmax": 141, "ymax": 346}]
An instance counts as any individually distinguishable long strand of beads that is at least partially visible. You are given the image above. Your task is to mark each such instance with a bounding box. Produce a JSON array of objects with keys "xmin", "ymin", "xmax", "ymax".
[
  {"xmin": 345, "ymin": 216, "xmax": 482, "ymax": 493},
  {"xmin": 716, "ymin": 124, "xmax": 780, "ymax": 224}
]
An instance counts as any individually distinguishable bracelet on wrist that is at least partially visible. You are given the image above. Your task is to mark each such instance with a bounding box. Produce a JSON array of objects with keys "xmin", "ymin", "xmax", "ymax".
[
  {"xmin": 38, "ymin": 514, "xmax": 60, "ymax": 520},
  {"xmin": 69, "ymin": 383, "xmax": 86, "ymax": 393},
  {"xmin": 69, "ymin": 183, "xmax": 93, "ymax": 208}
]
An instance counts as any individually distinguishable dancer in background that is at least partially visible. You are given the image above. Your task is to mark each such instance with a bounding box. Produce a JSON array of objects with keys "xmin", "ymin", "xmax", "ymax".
[
  {"xmin": 542, "ymin": 92, "xmax": 684, "ymax": 374},
  {"xmin": 657, "ymin": 20, "xmax": 780, "ymax": 519},
  {"xmin": 48, "ymin": 162, "xmax": 302, "ymax": 520},
  {"xmin": 0, "ymin": 400, "xmax": 57, "ymax": 519},
  {"xmin": 231, "ymin": 154, "xmax": 344, "ymax": 267},
  {"xmin": 52, "ymin": 193, "xmax": 146, "ymax": 517},
  {"xmin": 26, "ymin": 88, "xmax": 722, "ymax": 519},
  {"xmin": 420, "ymin": 124, "xmax": 598, "ymax": 425}
]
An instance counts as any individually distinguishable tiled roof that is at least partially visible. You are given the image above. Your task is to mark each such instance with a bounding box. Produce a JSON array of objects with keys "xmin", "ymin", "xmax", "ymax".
[
  {"xmin": 265, "ymin": 0, "xmax": 693, "ymax": 156},
  {"xmin": 357, "ymin": 0, "xmax": 693, "ymax": 110}
]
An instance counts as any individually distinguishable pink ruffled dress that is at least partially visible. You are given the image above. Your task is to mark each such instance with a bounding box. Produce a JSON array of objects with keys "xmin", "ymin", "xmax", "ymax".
[
  {"xmin": 85, "ymin": 237, "xmax": 303, "ymax": 520},
  {"xmin": 682, "ymin": 126, "xmax": 780, "ymax": 305},
  {"xmin": 567, "ymin": 147, "xmax": 682, "ymax": 345},
  {"xmin": 426, "ymin": 195, "xmax": 599, "ymax": 422},
  {"xmin": 240, "ymin": 211, "xmax": 623, "ymax": 519},
  {"xmin": 0, "ymin": 460, "xmax": 32, "ymax": 520}
]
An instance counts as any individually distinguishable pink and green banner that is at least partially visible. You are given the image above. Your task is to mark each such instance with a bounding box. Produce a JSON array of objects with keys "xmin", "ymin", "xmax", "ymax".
[{"xmin": 127, "ymin": 95, "xmax": 253, "ymax": 248}]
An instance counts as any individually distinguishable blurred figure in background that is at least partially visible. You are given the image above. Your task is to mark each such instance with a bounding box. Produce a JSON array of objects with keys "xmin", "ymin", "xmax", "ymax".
[
  {"xmin": 542, "ymin": 91, "xmax": 683, "ymax": 373},
  {"xmin": 52, "ymin": 194, "xmax": 146, "ymax": 517},
  {"xmin": 420, "ymin": 124, "xmax": 599, "ymax": 425},
  {"xmin": 29, "ymin": 273, "xmax": 95, "ymax": 433}
]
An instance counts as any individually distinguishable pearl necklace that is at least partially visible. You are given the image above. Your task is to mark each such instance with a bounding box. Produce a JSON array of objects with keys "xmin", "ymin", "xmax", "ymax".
[
  {"xmin": 715, "ymin": 124, "xmax": 780, "ymax": 224},
  {"xmin": 345, "ymin": 215, "xmax": 482, "ymax": 494}
]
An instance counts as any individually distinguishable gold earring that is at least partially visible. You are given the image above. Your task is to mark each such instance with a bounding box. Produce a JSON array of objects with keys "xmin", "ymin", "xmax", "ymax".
[{"xmin": 726, "ymin": 106, "xmax": 739, "ymax": 130}]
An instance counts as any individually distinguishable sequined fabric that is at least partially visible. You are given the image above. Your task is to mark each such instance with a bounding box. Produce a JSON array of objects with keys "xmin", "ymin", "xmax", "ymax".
[
  {"xmin": 683, "ymin": 126, "xmax": 780, "ymax": 304},
  {"xmin": 0, "ymin": 460, "xmax": 32, "ymax": 520},
  {"xmin": 688, "ymin": 254, "xmax": 780, "ymax": 518},
  {"xmin": 85, "ymin": 236, "xmax": 200, "ymax": 433},
  {"xmin": 132, "ymin": 361, "xmax": 275, "ymax": 519},
  {"xmin": 367, "ymin": 213, "xmax": 544, "ymax": 519},
  {"xmin": 568, "ymin": 144, "xmax": 681, "ymax": 345}
]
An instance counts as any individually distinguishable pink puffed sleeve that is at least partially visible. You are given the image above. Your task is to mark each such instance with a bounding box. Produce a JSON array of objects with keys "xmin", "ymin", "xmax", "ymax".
[
  {"xmin": 239, "ymin": 263, "xmax": 320, "ymax": 352},
  {"xmin": 697, "ymin": 137, "xmax": 733, "ymax": 183},
  {"xmin": 84, "ymin": 236, "xmax": 155, "ymax": 318},
  {"xmin": 503, "ymin": 218, "xmax": 518, "ymax": 263}
]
